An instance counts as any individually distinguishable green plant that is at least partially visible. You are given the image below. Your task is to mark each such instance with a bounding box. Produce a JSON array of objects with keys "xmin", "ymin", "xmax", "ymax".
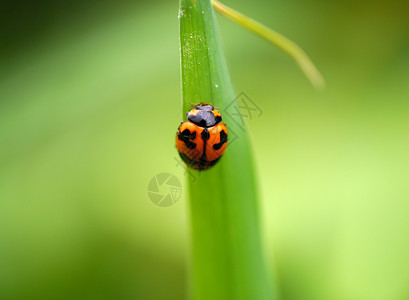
[{"xmin": 179, "ymin": 0, "xmax": 323, "ymax": 299}]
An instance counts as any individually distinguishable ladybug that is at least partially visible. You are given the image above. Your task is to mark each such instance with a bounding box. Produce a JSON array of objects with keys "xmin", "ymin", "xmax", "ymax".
[{"xmin": 176, "ymin": 103, "xmax": 228, "ymax": 170}]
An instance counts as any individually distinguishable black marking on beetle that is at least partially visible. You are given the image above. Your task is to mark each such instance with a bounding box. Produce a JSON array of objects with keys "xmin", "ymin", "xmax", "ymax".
[
  {"xmin": 201, "ymin": 129, "xmax": 210, "ymax": 141},
  {"xmin": 198, "ymin": 127, "xmax": 209, "ymax": 169},
  {"xmin": 213, "ymin": 130, "xmax": 227, "ymax": 150},
  {"xmin": 178, "ymin": 129, "xmax": 197, "ymax": 149}
]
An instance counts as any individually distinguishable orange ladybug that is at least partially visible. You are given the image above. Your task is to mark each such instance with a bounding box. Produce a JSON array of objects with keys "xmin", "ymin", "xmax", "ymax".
[{"xmin": 176, "ymin": 103, "xmax": 228, "ymax": 170}]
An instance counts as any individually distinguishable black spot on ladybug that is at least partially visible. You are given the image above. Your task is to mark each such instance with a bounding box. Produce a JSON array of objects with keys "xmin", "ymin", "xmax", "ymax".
[
  {"xmin": 182, "ymin": 129, "xmax": 194, "ymax": 137},
  {"xmin": 213, "ymin": 130, "xmax": 227, "ymax": 150},
  {"xmin": 199, "ymin": 128, "xmax": 209, "ymax": 168},
  {"xmin": 198, "ymin": 119, "xmax": 208, "ymax": 127},
  {"xmin": 201, "ymin": 128, "xmax": 210, "ymax": 141},
  {"xmin": 178, "ymin": 129, "xmax": 197, "ymax": 149}
]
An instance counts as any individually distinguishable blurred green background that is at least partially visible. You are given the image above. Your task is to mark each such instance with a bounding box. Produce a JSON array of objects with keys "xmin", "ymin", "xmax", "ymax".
[{"xmin": 1, "ymin": 0, "xmax": 409, "ymax": 299}]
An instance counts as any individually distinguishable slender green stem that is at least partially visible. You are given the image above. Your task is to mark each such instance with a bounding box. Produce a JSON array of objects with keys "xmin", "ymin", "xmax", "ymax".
[
  {"xmin": 179, "ymin": 0, "xmax": 279, "ymax": 299},
  {"xmin": 212, "ymin": 0, "xmax": 325, "ymax": 90}
]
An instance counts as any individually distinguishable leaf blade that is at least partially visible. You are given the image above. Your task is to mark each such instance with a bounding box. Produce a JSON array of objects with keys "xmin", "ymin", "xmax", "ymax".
[{"xmin": 179, "ymin": 1, "xmax": 279, "ymax": 299}]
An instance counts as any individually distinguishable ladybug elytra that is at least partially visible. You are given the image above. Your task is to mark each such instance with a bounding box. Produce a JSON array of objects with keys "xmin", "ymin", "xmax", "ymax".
[{"xmin": 176, "ymin": 103, "xmax": 228, "ymax": 170}]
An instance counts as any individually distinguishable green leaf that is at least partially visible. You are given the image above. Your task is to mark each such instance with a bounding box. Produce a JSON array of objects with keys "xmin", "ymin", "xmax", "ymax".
[{"xmin": 179, "ymin": 0, "xmax": 279, "ymax": 299}]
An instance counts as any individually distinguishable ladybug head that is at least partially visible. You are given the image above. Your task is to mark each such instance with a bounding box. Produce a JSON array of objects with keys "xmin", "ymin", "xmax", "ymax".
[
  {"xmin": 187, "ymin": 102, "xmax": 222, "ymax": 127},
  {"xmin": 195, "ymin": 103, "xmax": 214, "ymax": 110}
]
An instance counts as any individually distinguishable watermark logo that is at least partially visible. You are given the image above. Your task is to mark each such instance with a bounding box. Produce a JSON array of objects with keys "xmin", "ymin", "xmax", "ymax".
[
  {"xmin": 174, "ymin": 157, "xmax": 198, "ymax": 182},
  {"xmin": 147, "ymin": 173, "xmax": 182, "ymax": 207},
  {"xmin": 224, "ymin": 92, "xmax": 263, "ymax": 130}
]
